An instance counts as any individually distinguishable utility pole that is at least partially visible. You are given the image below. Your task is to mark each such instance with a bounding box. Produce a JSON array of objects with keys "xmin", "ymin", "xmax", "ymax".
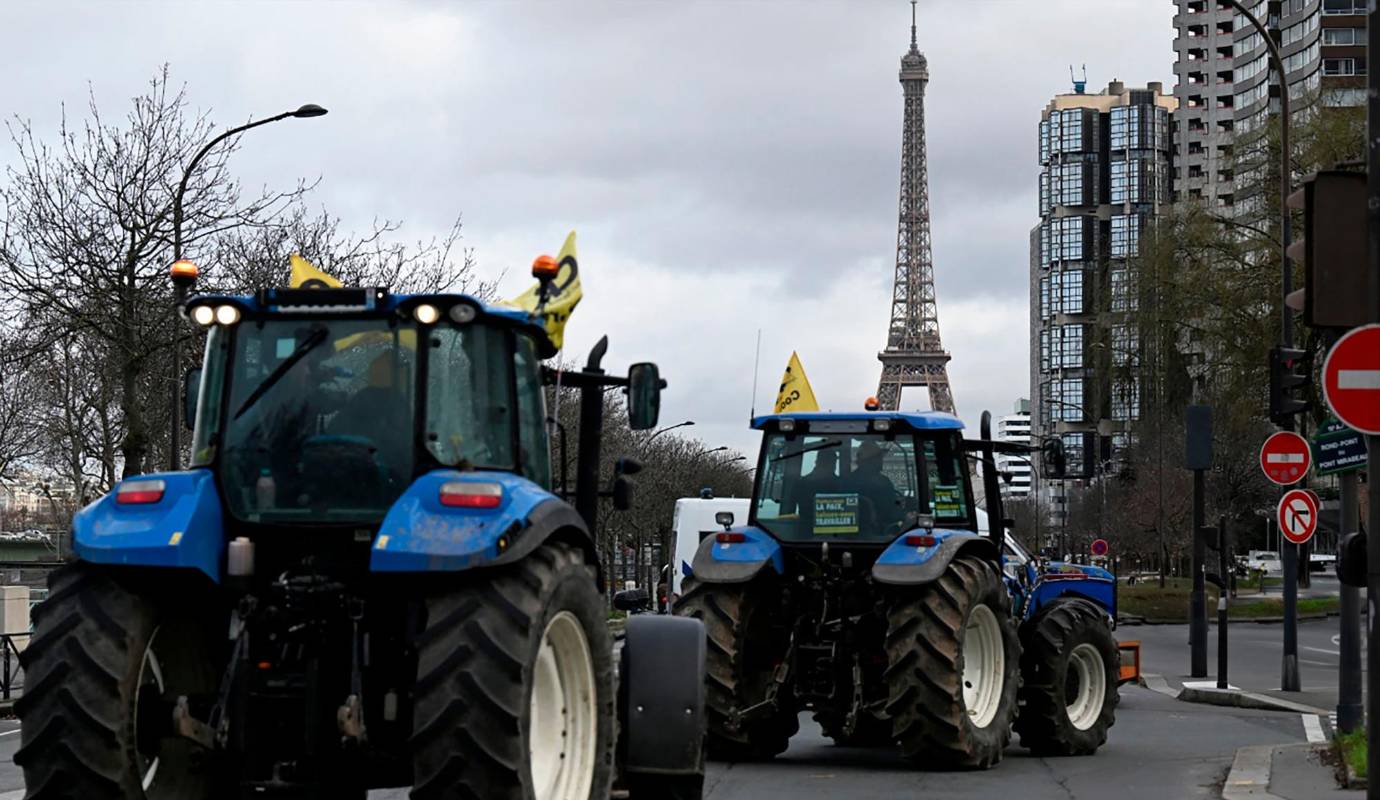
[{"xmin": 1364, "ymin": 2, "xmax": 1380, "ymax": 790}]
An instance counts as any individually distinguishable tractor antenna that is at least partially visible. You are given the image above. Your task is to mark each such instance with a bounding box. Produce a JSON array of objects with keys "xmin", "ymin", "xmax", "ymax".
[{"xmin": 749, "ymin": 328, "xmax": 762, "ymax": 421}]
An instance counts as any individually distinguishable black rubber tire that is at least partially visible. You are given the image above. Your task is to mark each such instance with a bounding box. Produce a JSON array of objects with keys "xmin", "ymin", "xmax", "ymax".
[
  {"xmin": 883, "ymin": 556, "xmax": 1020, "ymax": 770},
  {"xmin": 675, "ymin": 577, "xmax": 797, "ymax": 761},
  {"xmin": 625, "ymin": 773, "xmax": 704, "ymax": 800},
  {"xmin": 1014, "ymin": 599, "xmax": 1118, "ymax": 756},
  {"xmin": 410, "ymin": 540, "xmax": 615, "ymax": 800},
  {"xmin": 15, "ymin": 564, "xmax": 221, "ymax": 799}
]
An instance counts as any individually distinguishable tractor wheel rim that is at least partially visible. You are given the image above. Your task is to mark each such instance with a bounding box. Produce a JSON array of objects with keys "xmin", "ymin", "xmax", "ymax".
[
  {"xmin": 529, "ymin": 611, "xmax": 598, "ymax": 800},
  {"xmin": 1065, "ymin": 643, "xmax": 1106, "ymax": 730},
  {"xmin": 135, "ymin": 626, "xmax": 166, "ymax": 793},
  {"xmin": 961, "ymin": 604, "xmax": 1005, "ymax": 728}
]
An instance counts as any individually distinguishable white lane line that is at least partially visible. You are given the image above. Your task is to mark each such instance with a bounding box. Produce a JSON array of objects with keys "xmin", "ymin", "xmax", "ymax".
[
  {"xmin": 1303, "ymin": 646, "xmax": 1340, "ymax": 656},
  {"xmin": 1303, "ymin": 714, "xmax": 1326, "ymax": 744},
  {"xmin": 0, "ymin": 729, "xmax": 21, "ymax": 737},
  {"xmin": 1301, "ymin": 659, "xmax": 1335, "ymax": 667}
]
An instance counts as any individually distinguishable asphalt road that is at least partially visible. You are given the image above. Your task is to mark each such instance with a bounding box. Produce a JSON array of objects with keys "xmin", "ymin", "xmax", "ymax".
[{"xmin": 0, "ymin": 686, "xmax": 1315, "ymax": 800}]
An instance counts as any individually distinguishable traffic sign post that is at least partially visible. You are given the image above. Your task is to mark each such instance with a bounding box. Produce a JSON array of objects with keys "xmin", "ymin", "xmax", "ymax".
[
  {"xmin": 1278, "ymin": 489, "xmax": 1319, "ymax": 546},
  {"xmin": 1260, "ymin": 431, "xmax": 1312, "ymax": 485},
  {"xmin": 1312, "ymin": 417, "xmax": 1369, "ymax": 476}
]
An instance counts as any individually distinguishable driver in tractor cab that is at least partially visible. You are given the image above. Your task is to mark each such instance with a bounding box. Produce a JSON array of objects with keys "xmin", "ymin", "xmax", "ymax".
[
  {"xmin": 852, "ymin": 440, "xmax": 901, "ymax": 532},
  {"xmin": 330, "ymin": 348, "xmax": 411, "ymax": 476}
]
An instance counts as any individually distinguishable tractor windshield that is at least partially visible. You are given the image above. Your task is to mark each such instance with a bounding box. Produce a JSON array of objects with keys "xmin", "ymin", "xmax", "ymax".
[
  {"xmin": 751, "ymin": 430, "xmax": 972, "ymax": 542},
  {"xmin": 194, "ymin": 316, "xmax": 521, "ymax": 523}
]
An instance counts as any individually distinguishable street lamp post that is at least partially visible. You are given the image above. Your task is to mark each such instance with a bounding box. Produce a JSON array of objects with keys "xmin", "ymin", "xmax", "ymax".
[
  {"xmin": 647, "ymin": 420, "xmax": 694, "ymax": 444},
  {"xmin": 167, "ymin": 104, "xmax": 328, "ymax": 470},
  {"xmin": 693, "ymin": 446, "xmax": 728, "ymax": 458}
]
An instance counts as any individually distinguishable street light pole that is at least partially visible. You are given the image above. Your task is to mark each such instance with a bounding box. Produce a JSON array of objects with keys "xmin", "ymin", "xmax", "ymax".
[
  {"xmin": 647, "ymin": 420, "xmax": 694, "ymax": 444},
  {"xmin": 167, "ymin": 104, "xmax": 328, "ymax": 471}
]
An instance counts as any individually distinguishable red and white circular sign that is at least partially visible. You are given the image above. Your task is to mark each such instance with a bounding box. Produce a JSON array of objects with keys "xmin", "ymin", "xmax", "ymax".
[
  {"xmin": 1323, "ymin": 324, "xmax": 1380, "ymax": 435},
  {"xmin": 1259, "ymin": 431, "xmax": 1312, "ymax": 485},
  {"xmin": 1090, "ymin": 538, "xmax": 1109, "ymax": 557},
  {"xmin": 1277, "ymin": 489, "xmax": 1319, "ymax": 546}
]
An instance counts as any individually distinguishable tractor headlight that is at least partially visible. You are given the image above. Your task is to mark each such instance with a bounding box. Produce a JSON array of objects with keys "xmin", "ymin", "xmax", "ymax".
[
  {"xmin": 414, "ymin": 304, "xmax": 440, "ymax": 325},
  {"xmin": 448, "ymin": 303, "xmax": 477, "ymax": 324},
  {"xmin": 214, "ymin": 305, "xmax": 241, "ymax": 326},
  {"xmin": 191, "ymin": 305, "xmax": 216, "ymax": 327}
]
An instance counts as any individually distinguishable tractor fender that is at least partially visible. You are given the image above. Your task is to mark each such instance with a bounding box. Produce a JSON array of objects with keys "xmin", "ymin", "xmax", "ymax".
[
  {"xmin": 370, "ymin": 470, "xmax": 598, "ymax": 580},
  {"xmin": 619, "ymin": 615, "xmax": 706, "ymax": 777},
  {"xmin": 1024, "ymin": 567, "xmax": 1117, "ymax": 623},
  {"xmin": 688, "ymin": 526, "xmax": 784, "ymax": 584},
  {"xmin": 73, "ymin": 470, "xmax": 225, "ymax": 583},
  {"xmin": 872, "ymin": 529, "xmax": 998, "ymax": 586}
]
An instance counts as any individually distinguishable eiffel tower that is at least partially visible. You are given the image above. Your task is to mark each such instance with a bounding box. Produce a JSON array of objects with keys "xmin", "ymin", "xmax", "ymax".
[{"xmin": 875, "ymin": 2, "xmax": 955, "ymax": 414}]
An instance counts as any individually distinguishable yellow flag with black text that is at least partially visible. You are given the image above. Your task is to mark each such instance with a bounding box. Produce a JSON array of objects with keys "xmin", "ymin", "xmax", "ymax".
[
  {"xmin": 774, "ymin": 351, "xmax": 819, "ymax": 414},
  {"xmin": 502, "ymin": 231, "xmax": 583, "ymax": 352},
  {"xmin": 289, "ymin": 254, "xmax": 342, "ymax": 288}
]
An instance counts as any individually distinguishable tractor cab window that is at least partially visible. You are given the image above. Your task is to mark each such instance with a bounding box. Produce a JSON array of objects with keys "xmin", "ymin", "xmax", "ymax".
[
  {"xmin": 922, "ymin": 438, "xmax": 971, "ymax": 524},
  {"xmin": 220, "ymin": 319, "xmax": 418, "ymax": 522},
  {"xmin": 752, "ymin": 432, "xmax": 921, "ymax": 542},
  {"xmin": 513, "ymin": 334, "xmax": 551, "ymax": 487},
  {"xmin": 424, "ymin": 324, "xmax": 515, "ymax": 470}
]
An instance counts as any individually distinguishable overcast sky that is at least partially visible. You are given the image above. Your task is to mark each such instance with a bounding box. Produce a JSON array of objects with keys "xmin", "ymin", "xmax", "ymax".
[{"xmin": 2, "ymin": 0, "xmax": 1174, "ymax": 460}]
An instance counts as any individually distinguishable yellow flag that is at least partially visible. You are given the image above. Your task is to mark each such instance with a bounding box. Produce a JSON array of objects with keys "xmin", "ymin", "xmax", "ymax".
[
  {"xmin": 773, "ymin": 351, "xmax": 820, "ymax": 414},
  {"xmin": 501, "ymin": 231, "xmax": 583, "ymax": 352},
  {"xmin": 289, "ymin": 254, "xmax": 342, "ymax": 288}
]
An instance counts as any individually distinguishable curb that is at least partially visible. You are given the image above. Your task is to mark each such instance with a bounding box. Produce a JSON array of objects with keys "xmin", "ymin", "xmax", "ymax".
[
  {"xmin": 1178, "ymin": 685, "xmax": 1331, "ymax": 717},
  {"xmin": 1119, "ymin": 612, "xmax": 1339, "ymax": 626},
  {"xmin": 1222, "ymin": 744, "xmax": 1289, "ymax": 800}
]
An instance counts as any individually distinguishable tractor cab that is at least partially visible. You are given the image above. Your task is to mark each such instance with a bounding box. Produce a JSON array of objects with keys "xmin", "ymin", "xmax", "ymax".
[
  {"xmin": 182, "ymin": 287, "xmax": 557, "ymax": 527},
  {"xmin": 748, "ymin": 412, "xmax": 974, "ymax": 546}
]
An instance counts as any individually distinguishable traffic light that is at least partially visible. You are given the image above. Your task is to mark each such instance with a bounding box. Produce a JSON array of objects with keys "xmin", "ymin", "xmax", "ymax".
[
  {"xmin": 1268, "ymin": 346, "xmax": 1311, "ymax": 428},
  {"xmin": 1285, "ymin": 170, "xmax": 1367, "ymax": 329},
  {"xmin": 1338, "ymin": 532, "xmax": 1366, "ymax": 588}
]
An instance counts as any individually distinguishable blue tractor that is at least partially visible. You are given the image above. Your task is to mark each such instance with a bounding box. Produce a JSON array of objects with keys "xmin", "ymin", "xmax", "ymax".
[
  {"xmin": 675, "ymin": 409, "xmax": 1118, "ymax": 768},
  {"xmin": 16, "ymin": 279, "xmax": 706, "ymax": 799}
]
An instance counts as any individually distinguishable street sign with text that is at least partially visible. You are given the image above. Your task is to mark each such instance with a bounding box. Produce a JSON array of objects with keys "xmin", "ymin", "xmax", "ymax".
[
  {"xmin": 1312, "ymin": 417, "xmax": 1368, "ymax": 476},
  {"xmin": 1277, "ymin": 489, "xmax": 1319, "ymax": 546},
  {"xmin": 1260, "ymin": 431, "xmax": 1312, "ymax": 485},
  {"xmin": 1323, "ymin": 324, "xmax": 1380, "ymax": 434}
]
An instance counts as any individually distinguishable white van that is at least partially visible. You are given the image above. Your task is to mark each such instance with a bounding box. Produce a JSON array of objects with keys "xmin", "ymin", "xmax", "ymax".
[{"xmin": 667, "ymin": 497, "xmax": 751, "ymax": 602}]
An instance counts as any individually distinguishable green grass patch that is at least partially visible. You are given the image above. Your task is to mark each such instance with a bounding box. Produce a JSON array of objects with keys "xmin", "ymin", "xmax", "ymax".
[
  {"xmin": 1336, "ymin": 728, "xmax": 1367, "ymax": 780},
  {"xmin": 1118, "ymin": 582, "xmax": 1339, "ymax": 620}
]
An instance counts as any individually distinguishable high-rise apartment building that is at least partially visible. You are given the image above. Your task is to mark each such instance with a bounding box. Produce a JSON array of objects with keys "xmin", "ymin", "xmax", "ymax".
[
  {"xmin": 1232, "ymin": 0, "xmax": 1369, "ymax": 218},
  {"xmin": 1030, "ymin": 81, "xmax": 1177, "ymax": 522},
  {"xmin": 1172, "ymin": 0, "xmax": 1238, "ymax": 208},
  {"xmin": 995, "ymin": 399, "xmax": 1033, "ymax": 499}
]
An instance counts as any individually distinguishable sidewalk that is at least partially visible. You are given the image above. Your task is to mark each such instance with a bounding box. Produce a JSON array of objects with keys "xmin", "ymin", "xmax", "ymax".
[{"xmin": 1221, "ymin": 743, "xmax": 1363, "ymax": 800}]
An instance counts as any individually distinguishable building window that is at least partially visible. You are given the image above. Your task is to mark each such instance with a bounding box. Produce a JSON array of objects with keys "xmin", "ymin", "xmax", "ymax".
[
  {"xmin": 1110, "ymin": 268, "xmax": 1137, "ymax": 312},
  {"xmin": 1324, "ymin": 58, "xmax": 1359, "ymax": 76},
  {"xmin": 1039, "ymin": 171, "xmax": 1051, "ymax": 215},
  {"xmin": 1111, "ymin": 379, "xmax": 1141, "ymax": 421},
  {"xmin": 1043, "ymin": 216, "xmax": 1089, "ymax": 265},
  {"xmin": 1322, "ymin": 27, "xmax": 1359, "ymax": 45},
  {"xmin": 1039, "ymin": 276, "xmax": 1052, "ymax": 319},
  {"xmin": 1059, "ymin": 269, "xmax": 1084, "ymax": 315},
  {"xmin": 1057, "ymin": 324, "xmax": 1084, "ymax": 370},
  {"xmin": 1061, "ymin": 433, "xmax": 1086, "ymax": 476},
  {"xmin": 1054, "ymin": 162, "xmax": 1087, "ymax": 206},
  {"xmin": 1039, "ymin": 329, "xmax": 1051, "ymax": 372},
  {"xmin": 1110, "ymin": 325, "xmax": 1139, "ymax": 367},
  {"xmin": 1055, "ymin": 380, "xmax": 1084, "ymax": 422},
  {"xmin": 1039, "ymin": 120, "xmax": 1050, "ymax": 163},
  {"xmin": 1111, "ymin": 159, "xmax": 1163, "ymax": 205},
  {"xmin": 1058, "ymin": 109, "xmax": 1086, "ymax": 154},
  {"xmin": 1323, "ymin": 0, "xmax": 1366, "ymax": 14},
  {"xmin": 1110, "ymin": 214, "xmax": 1143, "ymax": 258}
]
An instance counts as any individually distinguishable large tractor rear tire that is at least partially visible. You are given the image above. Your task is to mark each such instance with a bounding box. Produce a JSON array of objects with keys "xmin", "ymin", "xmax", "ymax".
[
  {"xmin": 15, "ymin": 564, "xmax": 221, "ymax": 799},
  {"xmin": 884, "ymin": 556, "xmax": 1020, "ymax": 769},
  {"xmin": 1014, "ymin": 599, "xmax": 1118, "ymax": 756},
  {"xmin": 675, "ymin": 577, "xmax": 797, "ymax": 761},
  {"xmin": 410, "ymin": 540, "xmax": 615, "ymax": 800}
]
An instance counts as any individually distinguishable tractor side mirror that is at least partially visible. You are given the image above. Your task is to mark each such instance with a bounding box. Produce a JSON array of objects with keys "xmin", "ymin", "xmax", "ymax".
[
  {"xmin": 715, "ymin": 511, "xmax": 735, "ymax": 530},
  {"xmin": 1042, "ymin": 438, "xmax": 1067, "ymax": 479},
  {"xmin": 612, "ymin": 475, "xmax": 635, "ymax": 511},
  {"xmin": 183, "ymin": 367, "xmax": 202, "ymax": 431},
  {"xmin": 626, "ymin": 363, "xmax": 662, "ymax": 431}
]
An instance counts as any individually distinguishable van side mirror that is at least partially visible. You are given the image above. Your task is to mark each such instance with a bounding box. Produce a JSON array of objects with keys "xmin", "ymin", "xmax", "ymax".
[
  {"xmin": 626, "ymin": 363, "xmax": 662, "ymax": 431},
  {"xmin": 183, "ymin": 367, "xmax": 202, "ymax": 431}
]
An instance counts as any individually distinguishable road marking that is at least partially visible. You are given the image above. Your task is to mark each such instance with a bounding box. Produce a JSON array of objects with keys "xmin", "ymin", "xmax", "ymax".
[
  {"xmin": 1338, "ymin": 369, "xmax": 1380, "ymax": 390},
  {"xmin": 1222, "ymin": 745, "xmax": 1287, "ymax": 800},
  {"xmin": 1303, "ymin": 646, "xmax": 1340, "ymax": 656},
  {"xmin": 1302, "ymin": 714, "xmax": 1326, "ymax": 743},
  {"xmin": 0, "ymin": 729, "xmax": 20, "ymax": 737},
  {"xmin": 1301, "ymin": 659, "xmax": 1335, "ymax": 667}
]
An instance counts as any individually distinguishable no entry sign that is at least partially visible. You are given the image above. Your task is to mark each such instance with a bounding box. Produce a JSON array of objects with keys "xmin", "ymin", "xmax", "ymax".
[
  {"xmin": 1323, "ymin": 324, "xmax": 1380, "ymax": 434},
  {"xmin": 1277, "ymin": 489, "xmax": 1319, "ymax": 546},
  {"xmin": 1090, "ymin": 538, "xmax": 1109, "ymax": 557},
  {"xmin": 1259, "ymin": 431, "xmax": 1312, "ymax": 485}
]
